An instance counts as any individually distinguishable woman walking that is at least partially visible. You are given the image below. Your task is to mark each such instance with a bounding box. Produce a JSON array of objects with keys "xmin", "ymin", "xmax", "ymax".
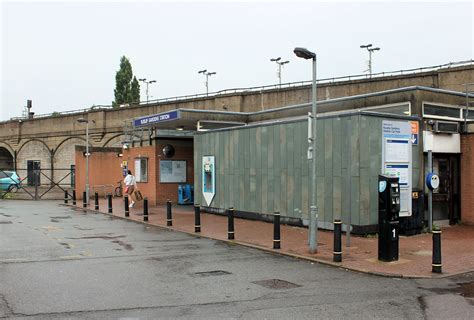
[{"xmin": 124, "ymin": 170, "xmax": 137, "ymax": 207}]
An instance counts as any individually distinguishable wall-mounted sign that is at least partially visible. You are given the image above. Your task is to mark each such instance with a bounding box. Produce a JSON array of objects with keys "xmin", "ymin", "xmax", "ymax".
[
  {"xmin": 133, "ymin": 110, "xmax": 180, "ymax": 128},
  {"xmin": 426, "ymin": 172, "xmax": 440, "ymax": 190},
  {"xmin": 160, "ymin": 160, "xmax": 187, "ymax": 183},
  {"xmin": 382, "ymin": 120, "xmax": 412, "ymax": 217},
  {"xmin": 202, "ymin": 156, "xmax": 215, "ymax": 206},
  {"xmin": 410, "ymin": 121, "xmax": 419, "ymax": 145}
]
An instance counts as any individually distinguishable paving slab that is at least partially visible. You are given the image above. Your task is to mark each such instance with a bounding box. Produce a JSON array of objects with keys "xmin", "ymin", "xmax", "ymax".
[{"xmin": 70, "ymin": 197, "xmax": 474, "ymax": 278}]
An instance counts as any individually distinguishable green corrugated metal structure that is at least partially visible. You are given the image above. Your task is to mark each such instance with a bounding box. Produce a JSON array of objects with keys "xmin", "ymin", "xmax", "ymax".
[{"xmin": 194, "ymin": 112, "xmax": 421, "ymax": 233}]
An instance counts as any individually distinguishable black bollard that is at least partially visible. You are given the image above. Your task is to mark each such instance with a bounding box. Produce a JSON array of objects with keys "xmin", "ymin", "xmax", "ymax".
[
  {"xmin": 273, "ymin": 212, "xmax": 281, "ymax": 249},
  {"xmin": 107, "ymin": 193, "xmax": 113, "ymax": 213},
  {"xmin": 166, "ymin": 200, "xmax": 172, "ymax": 226},
  {"xmin": 124, "ymin": 195, "xmax": 130, "ymax": 217},
  {"xmin": 83, "ymin": 191, "xmax": 87, "ymax": 208},
  {"xmin": 432, "ymin": 228, "xmax": 442, "ymax": 273},
  {"xmin": 94, "ymin": 192, "xmax": 99, "ymax": 211},
  {"xmin": 64, "ymin": 190, "xmax": 68, "ymax": 204},
  {"xmin": 72, "ymin": 190, "xmax": 76, "ymax": 205},
  {"xmin": 194, "ymin": 204, "xmax": 201, "ymax": 233},
  {"xmin": 228, "ymin": 207, "xmax": 235, "ymax": 240},
  {"xmin": 143, "ymin": 198, "xmax": 148, "ymax": 222},
  {"xmin": 333, "ymin": 219, "xmax": 342, "ymax": 262}
]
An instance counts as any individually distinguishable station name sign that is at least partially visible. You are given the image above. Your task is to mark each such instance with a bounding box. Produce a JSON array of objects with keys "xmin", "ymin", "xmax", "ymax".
[{"xmin": 133, "ymin": 110, "xmax": 180, "ymax": 128}]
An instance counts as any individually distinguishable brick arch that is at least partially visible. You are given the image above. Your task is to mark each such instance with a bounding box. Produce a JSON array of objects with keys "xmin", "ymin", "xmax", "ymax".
[
  {"xmin": 0, "ymin": 146, "xmax": 14, "ymax": 170},
  {"xmin": 16, "ymin": 139, "xmax": 53, "ymax": 182},
  {"xmin": 102, "ymin": 133, "xmax": 145, "ymax": 148},
  {"xmin": 53, "ymin": 137, "xmax": 87, "ymax": 170}
]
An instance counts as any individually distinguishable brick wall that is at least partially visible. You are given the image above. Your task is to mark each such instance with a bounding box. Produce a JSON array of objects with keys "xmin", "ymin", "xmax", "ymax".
[
  {"xmin": 75, "ymin": 147, "xmax": 123, "ymax": 199},
  {"xmin": 461, "ymin": 134, "xmax": 474, "ymax": 224},
  {"xmin": 154, "ymin": 139, "xmax": 194, "ymax": 205},
  {"xmin": 122, "ymin": 146, "xmax": 157, "ymax": 205}
]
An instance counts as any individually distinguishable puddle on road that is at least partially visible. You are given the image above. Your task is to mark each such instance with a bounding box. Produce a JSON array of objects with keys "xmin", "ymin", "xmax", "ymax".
[
  {"xmin": 0, "ymin": 221, "xmax": 13, "ymax": 224},
  {"xmin": 111, "ymin": 240, "xmax": 133, "ymax": 251},
  {"xmin": 66, "ymin": 235, "xmax": 126, "ymax": 240},
  {"xmin": 0, "ymin": 213, "xmax": 12, "ymax": 217}
]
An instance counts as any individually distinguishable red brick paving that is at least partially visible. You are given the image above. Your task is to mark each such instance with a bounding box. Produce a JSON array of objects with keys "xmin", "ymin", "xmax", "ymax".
[{"xmin": 74, "ymin": 197, "xmax": 474, "ymax": 278}]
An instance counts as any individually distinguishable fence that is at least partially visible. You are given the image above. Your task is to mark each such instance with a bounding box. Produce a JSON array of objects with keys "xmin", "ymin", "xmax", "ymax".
[{"xmin": 0, "ymin": 168, "xmax": 75, "ymax": 200}]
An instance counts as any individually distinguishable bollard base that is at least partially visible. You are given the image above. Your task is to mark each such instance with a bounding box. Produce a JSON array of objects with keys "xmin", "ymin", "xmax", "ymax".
[
  {"xmin": 432, "ymin": 264, "xmax": 442, "ymax": 273},
  {"xmin": 333, "ymin": 252, "xmax": 342, "ymax": 263},
  {"xmin": 144, "ymin": 216, "xmax": 148, "ymax": 222},
  {"xmin": 95, "ymin": 205, "xmax": 99, "ymax": 210},
  {"xmin": 125, "ymin": 211, "xmax": 129, "ymax": 217},
  {"xmin": 108, "ymin": 209, "xmax": 112, "ymax": 214},
  {"xmin": 228, "ymin": 232, "xmax": 235, "ymax": 240},
  {"xmin": 195, "ymin": 225, "xmax": 201, "ymax": 233},
  {"xmin": 273, "ymin": 240, "xmax": 281, "ymax": 249},
  {"xmin": 167, "ymin": 220, "xmax": 173, "ymax": 227}
]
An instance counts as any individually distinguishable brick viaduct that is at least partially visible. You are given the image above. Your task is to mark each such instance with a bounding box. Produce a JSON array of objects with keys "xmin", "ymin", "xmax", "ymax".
[{"xmin": 0, "ymin": 63, "xmax": 473, "ymax": 174}]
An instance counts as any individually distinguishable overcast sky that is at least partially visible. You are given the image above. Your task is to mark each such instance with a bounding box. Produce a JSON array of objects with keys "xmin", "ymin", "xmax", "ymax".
[{"xmin": 1, "ymin": 0, "xmax": 472, "ymax": 120}]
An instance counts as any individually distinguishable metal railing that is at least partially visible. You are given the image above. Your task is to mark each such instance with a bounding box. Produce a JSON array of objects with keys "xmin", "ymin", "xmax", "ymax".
[
  {"xmin": 5, "ymin": 59, "xmax": 473, "ymax": 122},
  {"xmin": 0, "ymin": 168, "xmax": 75, "ymax": 200}
]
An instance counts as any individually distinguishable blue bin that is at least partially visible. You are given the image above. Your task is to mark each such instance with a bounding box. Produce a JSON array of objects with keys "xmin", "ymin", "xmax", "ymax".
[{"xmin": 178, "ymin": 184, "xmax": 194, "ymax": 205}]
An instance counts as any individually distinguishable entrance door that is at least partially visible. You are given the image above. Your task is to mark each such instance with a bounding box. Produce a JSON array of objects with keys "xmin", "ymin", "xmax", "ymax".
[
  {"xmin": 432, "ymin": 155, "xmax": 460, "ymax": 224},
  {"xmin": 27, "ymin": 160, "xmax": 41, "ymax": 186}
]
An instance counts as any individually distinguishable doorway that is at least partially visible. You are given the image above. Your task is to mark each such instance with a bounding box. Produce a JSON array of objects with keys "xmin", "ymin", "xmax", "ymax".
[
  {"xmin": 27, "ymin": 160, "xmax": 41, "ymax": 186},
  {"xmin": 432, "ymin": 154, "xmax": 460, "ymax": 224}
]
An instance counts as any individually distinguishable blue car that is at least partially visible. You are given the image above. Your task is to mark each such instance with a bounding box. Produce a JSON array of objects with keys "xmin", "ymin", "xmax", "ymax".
[{"xmin": 0, "ymin": 171, "xmax": 21, "ymax": 192}]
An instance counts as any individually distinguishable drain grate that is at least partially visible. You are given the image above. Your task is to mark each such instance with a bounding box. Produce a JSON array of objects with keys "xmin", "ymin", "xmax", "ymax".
[
  {"xmin": 195, "ymin": 270, "xmax": 231, "ymax": 277},
  {"xmin": 252, "ymin": 279, "xmax": 301, "ymax": 290},
  {"xmin": 0, "ymin": 221, "xmax": 12, "ymax": 224}
]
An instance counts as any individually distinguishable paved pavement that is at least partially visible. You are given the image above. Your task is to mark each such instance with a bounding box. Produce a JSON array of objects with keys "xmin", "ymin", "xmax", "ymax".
[
  {"xmin": 1, "ymin": 200, "xmax": 473, "ymax": 319},
  {"xmin": 82, "ymin": 197, "xmax": 474, "ymax": 279}
]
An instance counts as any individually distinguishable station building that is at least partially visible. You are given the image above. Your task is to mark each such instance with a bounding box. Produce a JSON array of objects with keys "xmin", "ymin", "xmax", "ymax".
[{"xmin": 74, "ymin": 86, "xmax": 474, "ymax": 234}]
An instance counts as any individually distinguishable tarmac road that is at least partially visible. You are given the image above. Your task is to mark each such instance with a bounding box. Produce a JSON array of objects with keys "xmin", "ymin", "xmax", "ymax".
[{"xmin": 0, "ymin": 200, "xmax": 472, "ymax": 319}]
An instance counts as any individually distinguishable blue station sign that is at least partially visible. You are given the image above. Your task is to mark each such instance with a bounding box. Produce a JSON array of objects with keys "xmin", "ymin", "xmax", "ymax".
[{"xmin": 133, "ymin": 110, "xmax": 180, "ymax": 128}]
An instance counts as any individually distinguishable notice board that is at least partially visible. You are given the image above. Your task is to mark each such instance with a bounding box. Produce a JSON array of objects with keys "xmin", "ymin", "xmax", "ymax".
[
  {"xmin": 159, "ymin": 160, "xmax": 187, "ymax": 183},
  {"xmin": 382, "ymin": 120, "xmax": 412, "ymax": 217}
]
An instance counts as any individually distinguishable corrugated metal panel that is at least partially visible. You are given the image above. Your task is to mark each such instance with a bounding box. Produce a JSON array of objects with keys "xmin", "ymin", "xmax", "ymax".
[{"xmin": 194, "ymin": 114, "xmax": 420, "ymax": 227}]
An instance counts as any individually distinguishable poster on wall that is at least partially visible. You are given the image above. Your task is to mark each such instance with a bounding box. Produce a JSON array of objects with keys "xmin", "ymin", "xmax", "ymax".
[
  {"xmin": 159, "ymin": 160, "xmax": 187, "ymax": 183},
  {"xmin": 202, "ymin": 156, "xmax": 215, "ymax": 206},
  {"xmin": 382, "ymin": 120, "xmax": 412, "ymax": 217}
]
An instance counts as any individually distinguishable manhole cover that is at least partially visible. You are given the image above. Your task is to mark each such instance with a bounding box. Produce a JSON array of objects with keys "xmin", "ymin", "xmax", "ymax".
[
  {"xmin": 252, "ymin": 279, "xmax": 301, "ymax": 290},
  {"xmin": 0, "ymin": 221, "xmax": 12, "ymax": 224},
  {"xmin": 460, "ymin": 282, "xmax": 474, "ymax": 298},
  {"xmin": 195, "ymin": 270, "xmax": 231, "ymax": 277}
]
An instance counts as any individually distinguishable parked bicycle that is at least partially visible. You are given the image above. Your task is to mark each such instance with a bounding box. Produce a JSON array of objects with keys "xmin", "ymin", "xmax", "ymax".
[{"xmin": 114, "ymin": 180, "xmax": 123, "ymax": 197}]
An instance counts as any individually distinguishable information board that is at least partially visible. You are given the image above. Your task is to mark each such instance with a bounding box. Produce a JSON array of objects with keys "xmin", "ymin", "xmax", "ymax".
[
  {"xmin": 159, "ymin": 160, "xmax": 187, "ymax": 183},
  {"xmin": 382, "ymin": 120, "xmax": 412, "ymax": 217}
]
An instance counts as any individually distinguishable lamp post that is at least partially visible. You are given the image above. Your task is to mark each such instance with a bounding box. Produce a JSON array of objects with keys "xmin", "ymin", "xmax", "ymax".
[
  {"xmin": 198, "ymin": 69, "xmax": 216, "ymax": 95},
  {"xmin": 270, "ymin": 57, "xmax": 290, "ymax": 87},
  {"xmin": 294, "ymin": 47, "xmax": 318, "ymax": 254},
  {"xmin": 77, "ymin": 118, "xmax": 94, "ymax": 205},
  {"xmin": 138, "ymin": 78, "xmax": 157, "ymax": 104},
  {"xmin": 360, "ymin": 44, "xmax": 380, "ymax": 77}
]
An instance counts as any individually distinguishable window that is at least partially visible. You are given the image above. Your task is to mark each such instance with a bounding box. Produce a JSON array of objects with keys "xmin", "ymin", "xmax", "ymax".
[
  {"xmin": 423, "ymin": 103, "xmax": 462, "ymax": 120},
  {"xmin": 371, "ymin": 103, "xmax": 411, "ymax": 115},
  {"xmin": 135, "ymin": 158, "xmax": 148, "ymax": 183}
]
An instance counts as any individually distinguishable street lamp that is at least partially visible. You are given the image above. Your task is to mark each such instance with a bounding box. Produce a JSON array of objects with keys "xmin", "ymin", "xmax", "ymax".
[
  {"xmin": 293, "ymin": 47, "xmax": 318, "ymax": 254},
  {"xmin": 77, "ymin": 117, "xmax": 95, "ymax": 205},
  {"xmin": 270, "ymin": 57, "xmax": 290, "ymax": 87},
  {"xmin": 360, "ymin": 44, "xmax": 380, "ymax": 77},
  {"xmin": 198, "ymin": 69, "xmax": 217, "ymax": 95},
  {"xmin": 139, "ymin": 78, "xmax": 157, "ymax": 104}
]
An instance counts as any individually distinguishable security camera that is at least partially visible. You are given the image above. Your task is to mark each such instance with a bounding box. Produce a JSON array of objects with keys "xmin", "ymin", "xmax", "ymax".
[{"xmin": 122, "ymin": 143, "xmax": 129, "ymax": 150}]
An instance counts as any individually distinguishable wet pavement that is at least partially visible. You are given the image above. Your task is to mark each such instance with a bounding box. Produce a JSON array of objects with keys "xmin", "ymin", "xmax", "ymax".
[
  {"xmin": 0, "ymin": 200, "xmax": 473, "ymax": 319},
  {"xmin": 83, "ymin": 196, "xmax": 474, "ymax": 279}
]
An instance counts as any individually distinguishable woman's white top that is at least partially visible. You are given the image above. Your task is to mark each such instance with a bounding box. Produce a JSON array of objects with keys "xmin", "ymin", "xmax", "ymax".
[{"xmin": 124, "ymin": 174, "xmax": 137, "ymax": 187}]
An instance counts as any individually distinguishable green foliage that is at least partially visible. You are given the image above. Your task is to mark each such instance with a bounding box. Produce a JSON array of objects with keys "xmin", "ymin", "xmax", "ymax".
[
  {"xmin": 130, "ymin": 76, "xmax": 140, "ymax": 103},
  {"xmin": 113, "ymin": 56, "xmax": 140, "ymax": 107}
]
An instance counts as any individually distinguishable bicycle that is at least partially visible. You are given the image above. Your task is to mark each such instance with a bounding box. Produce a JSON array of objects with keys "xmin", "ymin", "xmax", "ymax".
[{"xmin": 114, "ymin": 180, "xmax": 123, "ymax": 197}]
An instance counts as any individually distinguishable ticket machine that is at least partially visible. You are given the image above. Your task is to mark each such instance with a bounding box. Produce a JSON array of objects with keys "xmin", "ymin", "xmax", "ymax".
[{"xmin": 378, "ymin": 174, "xmax": 400, "ymax": 262}]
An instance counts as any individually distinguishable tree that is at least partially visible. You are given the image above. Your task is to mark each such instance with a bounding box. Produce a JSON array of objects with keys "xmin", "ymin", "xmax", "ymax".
[
  {"xmin": 113, "ymin": 56, "xmax": 140, "ymax": 107},
  {"xmin": 130, "ymin": 76, "xmax": 140, "ymax": 103}
]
